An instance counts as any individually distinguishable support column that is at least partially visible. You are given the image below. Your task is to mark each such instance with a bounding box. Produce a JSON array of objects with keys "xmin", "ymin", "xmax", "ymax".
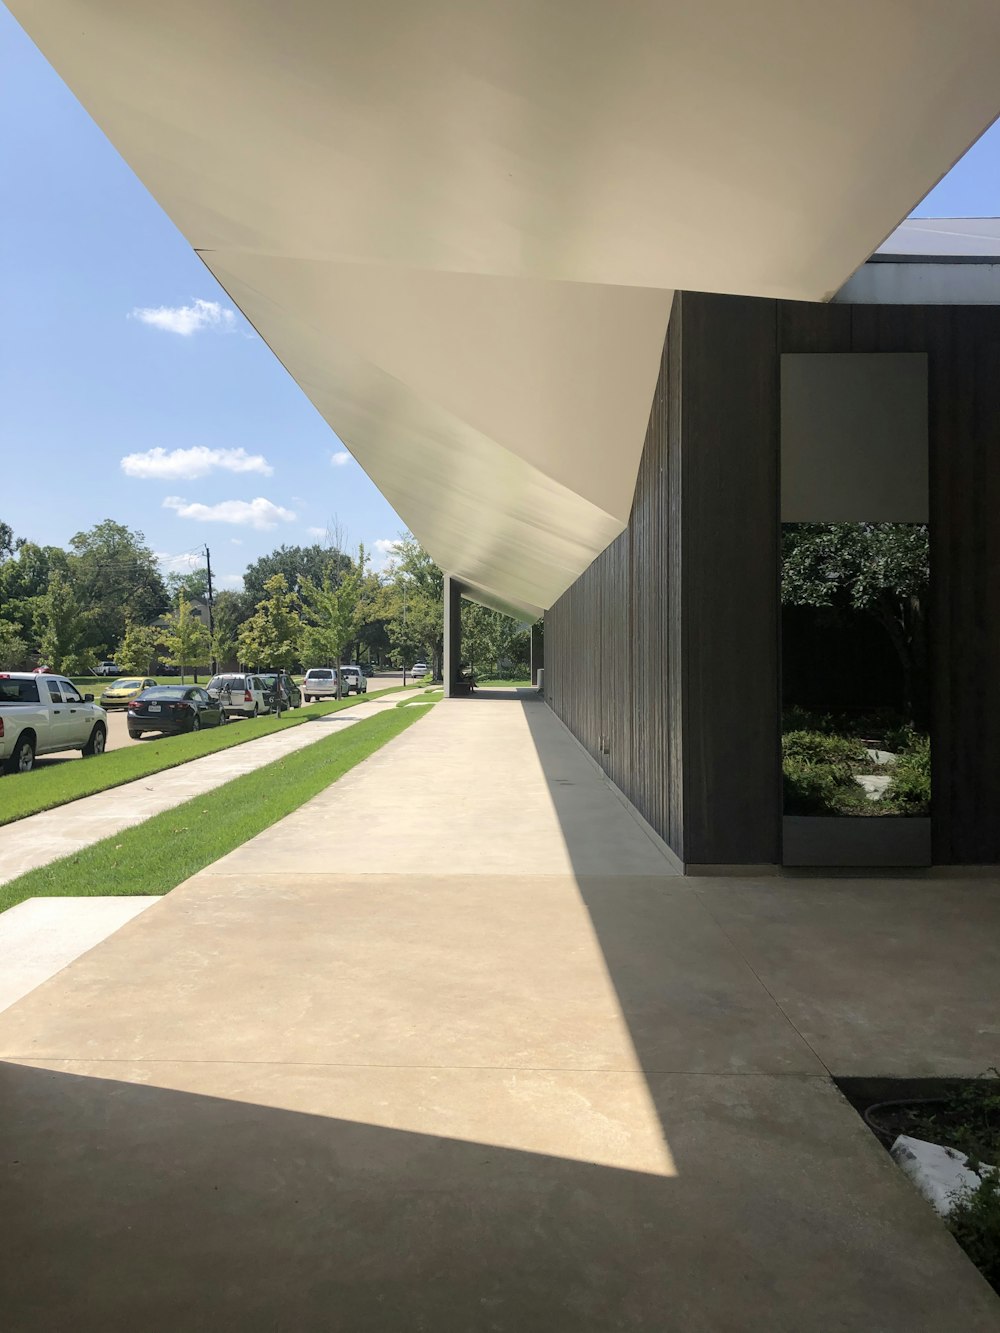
[
  {"xmin": 443, "ymin": 575, "xmax": 462, "ymax": 698},
  {"xmin": 530, "ymin": 620, "xmax": 544, "ymax": 685}
]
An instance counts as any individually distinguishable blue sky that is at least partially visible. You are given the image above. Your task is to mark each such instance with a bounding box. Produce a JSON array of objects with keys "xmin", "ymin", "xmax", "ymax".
[
  {"xmin": 0, "ymin": 7, "xmax": 406, "ymax": 588},
  {"xmin": 2, "ymin": 6, "xmax": 998, "ymax": 590}
]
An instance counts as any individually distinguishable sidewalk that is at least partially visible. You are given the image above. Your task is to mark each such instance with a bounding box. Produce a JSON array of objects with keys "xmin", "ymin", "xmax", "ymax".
[
  {"xmin": 0, "ymin": 693, "xmax": 406, "ymax": 887},
  {"xmin": 1, "ymin": 691, "xmax": 999, "ymax": 1330}
]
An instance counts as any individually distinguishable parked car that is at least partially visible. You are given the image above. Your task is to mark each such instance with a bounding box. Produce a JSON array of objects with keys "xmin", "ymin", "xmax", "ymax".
[
  {"xmin": 100, "ymin": 676, "xmax": 157, "ymax": 708},
  {"xmin": 259, "ymin": 671, "xmax": 302, "ymax": 710},
  {"xmin": 127, "ymin": 684, "xmax": 226, "ymax": 737},
  {"xmin": 302, "ymin": 667, "xmax": 340, "ymax": 702},
  {"xmin": 96, "ymin": 659, "xmax": 121, "ymax": 677},
  {"xmin": 360, "ymin": 664, "xmax": 375, "ymax": 678},
  {"xmin": 340, "ymin": 665, "xmax": 367, "ymax": 695},
  {"xmin": 0, "ymin": 671, "xmax": 108, "ymax": 773},
  {"xmin": 410, "ymin": 661, "xmax": 429, "ymax": 677},
  {"xmin": 31, "ymin": 664, "xmax": 52, "ymax": 674},
  {"xmin": 205, "ymin": 673, "xmax": 270, "ymax": 719}
]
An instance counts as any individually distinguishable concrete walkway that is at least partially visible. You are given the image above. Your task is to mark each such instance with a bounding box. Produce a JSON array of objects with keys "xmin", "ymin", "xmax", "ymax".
[
  {"xmin": 1, "ymin": 692, "xmax": 999, "ymax": 1330},
  {"xmin": 0, "ymin": 693, "xmax": 407, "ymax": 886}
]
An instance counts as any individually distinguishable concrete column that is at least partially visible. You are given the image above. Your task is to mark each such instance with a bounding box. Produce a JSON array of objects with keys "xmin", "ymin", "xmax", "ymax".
[
  {"xmin": 443, "ymin": 575, "xmax": 463, "ymax": 698},
  {"xmin": 530, "ymin": 621, "xmax": 544, "ymax": 685}
]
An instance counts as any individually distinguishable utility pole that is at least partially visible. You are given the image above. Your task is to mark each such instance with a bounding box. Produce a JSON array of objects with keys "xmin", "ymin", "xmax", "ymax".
[{"xmin": 204, "ymin": 544, "xmax": 216, "ymax": 674}]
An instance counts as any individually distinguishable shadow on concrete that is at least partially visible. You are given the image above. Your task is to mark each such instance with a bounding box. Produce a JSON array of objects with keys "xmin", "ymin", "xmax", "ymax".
[
  {"xmin": 2, "ymin": 1062, "xmax": 679, "ymax": 1331},
  {"xmin": 2, "ymin": 1059, "xmax": 969, "ymax": 1331}
]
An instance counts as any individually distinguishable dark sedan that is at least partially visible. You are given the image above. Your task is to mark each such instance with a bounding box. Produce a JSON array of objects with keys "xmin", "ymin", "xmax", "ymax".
[{"xmin": 127, "ymin": 685, "xmax": 227, "ymax": 738}]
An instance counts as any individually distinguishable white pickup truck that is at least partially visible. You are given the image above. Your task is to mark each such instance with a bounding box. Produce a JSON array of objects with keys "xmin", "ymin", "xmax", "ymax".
[{"xmin": 0, "ymin": 672, "xmax": 108, "ymax": 774}]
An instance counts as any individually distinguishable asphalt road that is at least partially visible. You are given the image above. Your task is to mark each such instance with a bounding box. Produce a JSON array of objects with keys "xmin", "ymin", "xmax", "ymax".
[{"xmin": 31, "ymin": 673, "xmax": 411, "ymax": 771}]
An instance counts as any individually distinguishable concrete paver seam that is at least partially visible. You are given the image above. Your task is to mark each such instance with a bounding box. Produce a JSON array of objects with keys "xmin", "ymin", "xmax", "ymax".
[{"xmin": 691, "ymin": 883, "xmax": 833, "ymax": 1077}]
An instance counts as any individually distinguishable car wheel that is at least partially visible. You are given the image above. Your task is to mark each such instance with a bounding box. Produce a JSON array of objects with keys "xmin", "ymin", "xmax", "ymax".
[
  {"xmin": 4, "ymin": 733, "xmax": 36, "ymax": 775},
  {"xmin": 191, "ymin": 714, "xmax": 201, "ymax": 732},
  {"xmin": 128, "ymin": 728, "xmax": 141, "ymax": 739},
  {"xmin": 82, "ymin": 723, "xmax": 107, "ymax": 757},
  {"xmin": 252, "ymin": 703, "xmax": 259, "ymax": 718},
  {"xmin": 220, "ymin": 710, "xmax": 229, "ymax": 725}
]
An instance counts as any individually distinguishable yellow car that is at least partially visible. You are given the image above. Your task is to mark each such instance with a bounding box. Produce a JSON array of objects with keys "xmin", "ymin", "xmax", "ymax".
[{"xmin": 99, "ymin": 676, "xmax": 158, "ymax": 708}]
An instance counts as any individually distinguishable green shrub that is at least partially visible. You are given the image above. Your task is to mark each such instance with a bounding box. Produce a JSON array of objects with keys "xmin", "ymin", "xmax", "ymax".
[
  {"xmin": 949, "ymin": 1172, "xmax": 1000, "ymax": 1295},
  {"xmin": 782, "ymin": 730, "xmax": 868, "ymax": 768},
  {"xmin": 886, "ymin": 735, "xmax": 931, "ymax": 813},
  {"xmin": 782, "ymin": 731, "xmax": 874, "ymax": 816},
  {"xmin": 782, "ymin": 755, "xmax": 844, "ymax": 815}
]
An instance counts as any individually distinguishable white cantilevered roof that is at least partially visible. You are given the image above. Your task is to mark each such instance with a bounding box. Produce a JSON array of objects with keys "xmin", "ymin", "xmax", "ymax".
[{"xmin": 8, "ymin": 1, "xmax": 1000, "ymax": 616}]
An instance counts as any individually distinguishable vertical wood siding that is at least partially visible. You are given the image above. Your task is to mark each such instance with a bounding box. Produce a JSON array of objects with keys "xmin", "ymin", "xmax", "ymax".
[
  {"xmin": 546, "ymin": 297, "xmax": 685, "ymax": 859},
  {"xmin": 546, "ymin": 293, "xmax": 1000, "ymax": 867}
]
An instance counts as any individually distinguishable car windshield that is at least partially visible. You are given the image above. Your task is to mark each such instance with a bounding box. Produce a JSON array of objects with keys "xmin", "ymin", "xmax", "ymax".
[
  {"xmin": 308, "ymin": 670, "xmax": 334, "ymax": 679},
  {"xmin": 259, "ymin": 674, "xmax": 277, "ymax": 685},
  {"xmin": 0, "ymin": 677, "xmax": 40, "ymax": 703},
  {"xmin": 113, "ymin": 679, "xmax": 143, "ymax": 690},
  {"xmin": 142, "ymin": 686, "xmax": 190, "ymax": 699},
  {"xmin": 207, "ymin": 676, "xmax": 241, "ymax": 691}
]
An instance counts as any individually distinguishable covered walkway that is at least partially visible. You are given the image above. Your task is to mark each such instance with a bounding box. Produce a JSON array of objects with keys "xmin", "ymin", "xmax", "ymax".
[{"xmin": 2, "ymin": 692, "xmax": 999, "ymax": 1329}]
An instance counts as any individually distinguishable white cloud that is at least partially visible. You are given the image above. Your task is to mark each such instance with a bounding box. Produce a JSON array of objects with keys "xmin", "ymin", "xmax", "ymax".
[
  {"xmin": 130, "ymin": 298, "xmax": 236, "ymax": 336},
  {"xmin": 331, "ymin": 451, "xmax": 352, "ymax": 467},
  {"xmin": 217, "ymin": 573, "xmax": 245, "ymax": 590},
  {"xmin": 230, "ymin": 538, "xmax": 243, "ymax": 545},
  {"xmin": 371, "ymin": 537, "xmax": 402, "ymax": 572},
  {"xmin": 163, "ymin": 496, "xmax": 296, "ymax": 530},
  {"xmin": 306, "ymin": 526, "xmax": 327, "ymax": 539},
  {"xmin": 121, "ymin": 445, "xmax": 273, "ymax": 481}
]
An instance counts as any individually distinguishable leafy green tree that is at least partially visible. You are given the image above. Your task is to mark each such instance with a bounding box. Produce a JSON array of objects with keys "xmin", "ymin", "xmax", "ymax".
[
  {"xmin": 300, "ymin": 552, "xmax": 365, "ymax": 696},
  {"xmin": 210, "ymin": 589, "xmax": 248, "ymax": 671},
  {"xmin": 118, "ymin": 621, "xmax": 164, "ymax": 676},
  {"xmin": 37, "ymin": 571, "xmax": 93, "ymax": 672},
  {"xmin": 381, "ymin": 534, "xmax": 444, "ymax": 677},
  {"xmin": 0, "ymin": 520, "xmax": 23, "ymax": 564},
  {"xmin": 237, "ymin": 574, "xmax": 302, "ymax": 669},
  {"xmin": 243, "ymin": 543, "xmax": 353, "ymax": 603},
  {"xmin": 462, "ymin": 603, "xmax": 529, "ymax": 678},
  {"xmin": 160, "ymin": 594, "xmax": 212, "ymax": 682},
  {"xmin": 782, "ymin": 522, "xmax": 930, "ymax": 725},
  {"xmin": 0, "ymin": 542, "xmax": 71, "ymax": 647},
  {"xmin": 0, "ymin": 620, "xmax": 30, "ymax": 670},
  {"xmin": 167, "ymin": 567, "xmax": 210, "ymax": 606},
  {"xmin": 68, "ymin": 520, "xmax": 169, "ymax": 652}
]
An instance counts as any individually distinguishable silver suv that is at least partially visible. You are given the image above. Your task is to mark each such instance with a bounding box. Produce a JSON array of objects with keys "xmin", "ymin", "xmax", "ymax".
[{"xmin": 302, "ymin": 668, "xmax": 340, "ymax": 702}]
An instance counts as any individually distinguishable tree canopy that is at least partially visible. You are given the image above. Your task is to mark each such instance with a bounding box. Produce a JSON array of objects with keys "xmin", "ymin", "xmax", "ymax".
[
  {"xmin": 782, "ymin": 522, "xmax": 930, "ymax": 724},
  {"xmin": 243, "ymin": 543, "xmax": 354, "ymax": 603},
  {"xmin": 237, "ymin": 574, "xmax": 303, "ymax": 669}
]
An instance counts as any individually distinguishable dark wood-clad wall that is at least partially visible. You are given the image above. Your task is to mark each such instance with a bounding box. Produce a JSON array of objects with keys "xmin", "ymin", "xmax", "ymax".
[
  {"xmin": 546, "ymin": 290, "xmax": 1000, "ymax": 868},
  {"xmin": 545, "ymin": 294, "xmax": 685, "ymax": 857},
  {"xmin": 779, "ymin": 299, "xmax": 1000, "ymax": 864}
]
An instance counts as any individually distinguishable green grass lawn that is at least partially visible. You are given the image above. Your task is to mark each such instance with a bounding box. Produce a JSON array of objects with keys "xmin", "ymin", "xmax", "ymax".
[
  {"xmin": 0, "ymin": 703, "xmax": 429, "ymax": 915},
  {"xmin": 397, "ymin": 689, "xmax": 444, "ymax": 707},
  {"xmin": 476, "ymin": 678, "xmax": 532, "ymax": 687},
  {"xmin": 0, "ymin": 688, "xmax": 404, "ymax": 827}
]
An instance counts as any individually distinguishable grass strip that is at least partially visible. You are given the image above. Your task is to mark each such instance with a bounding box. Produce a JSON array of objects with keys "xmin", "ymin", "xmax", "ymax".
[
  {"xmin": 0, "ymin": 703, "xmax": 429, "ymax": 915},
  {"xmin": 0, "ymin": 688, "xmax": 404, "ymax": 827},
  {"xmin": 396, "ymin": 689, "xmax": 444, "ymax": 707}
]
